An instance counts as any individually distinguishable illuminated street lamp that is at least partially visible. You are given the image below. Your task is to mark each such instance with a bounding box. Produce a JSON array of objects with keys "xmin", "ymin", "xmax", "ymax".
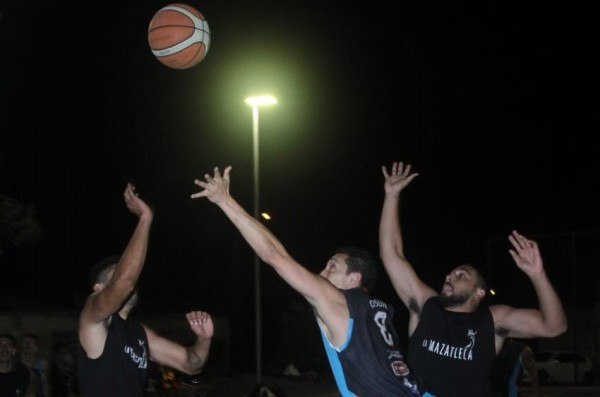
[{"xmin": 244, "ymin": 95, "xmax": 277, "ymax": 386}]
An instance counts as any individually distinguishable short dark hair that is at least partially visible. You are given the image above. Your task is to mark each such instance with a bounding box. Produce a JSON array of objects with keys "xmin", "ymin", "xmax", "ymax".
[
  {"xmin": 335, "ymin": 247, "xmax": 378, "ymax": 293},
  {"xmin": 22, "ymin": 333, "xmax": 39, "ymax": 342},
  {"xmin": 473, "ymin": 265, "xmax": 490, "ymax": 305},
  {"xmin": 89, "ymin": 255, "xmax": 120, "ymax": 286},
  {"xmin": 465, "ymin": 263, "xmax": 489, "ymax": 292},
  {"xmin": 457, "ymin": 263, "xmax": 490, "ymax": 304}
]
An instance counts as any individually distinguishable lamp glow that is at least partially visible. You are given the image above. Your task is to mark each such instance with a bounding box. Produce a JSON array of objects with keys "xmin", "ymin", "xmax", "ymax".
[{"xmin": 245, "ymin": 95, "xmax": 278, "ymax": 106}]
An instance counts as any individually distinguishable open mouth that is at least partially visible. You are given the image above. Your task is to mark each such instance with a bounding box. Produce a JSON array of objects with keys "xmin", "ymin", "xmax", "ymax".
[{"xmin": 442, "ymin": 282, "xmax": 453, "ymax": 294}]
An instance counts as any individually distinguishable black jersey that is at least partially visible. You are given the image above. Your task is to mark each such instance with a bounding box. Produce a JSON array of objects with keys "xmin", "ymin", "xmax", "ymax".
[
  {"xmin": 320, "ymin": 287, "xmax": 424, "ymax": 397},
  {"xmin": 408, "ymin": 296, "xmax": 496, "ymax": 397},
  {"xmin": 77, "ymin": 314, "xmax": 149, "ymax": 397},
  {"xmin": 0, "ymin": 361, "xmax": 31, "ymax": 397}
]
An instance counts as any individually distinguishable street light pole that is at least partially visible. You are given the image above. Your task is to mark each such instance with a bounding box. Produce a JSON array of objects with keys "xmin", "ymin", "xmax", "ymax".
[{"xmin": 244, "ymin": 95, "xmax": 277, "ymax": 387}]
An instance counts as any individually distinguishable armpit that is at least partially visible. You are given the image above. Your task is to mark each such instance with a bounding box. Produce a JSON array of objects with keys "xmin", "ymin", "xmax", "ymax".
[
  {"xmin": 408, "ymin": 298, "xmax": 421, "ymax": 315},
  {"xmin": 495, "ymin": 326, "xmax": 509, "ymax": 337}
]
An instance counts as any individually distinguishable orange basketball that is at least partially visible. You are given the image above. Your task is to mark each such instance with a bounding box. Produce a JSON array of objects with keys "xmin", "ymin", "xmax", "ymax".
[{"xmin": 148, "ymin": 3, "xmax": 211, "ymax": 70}]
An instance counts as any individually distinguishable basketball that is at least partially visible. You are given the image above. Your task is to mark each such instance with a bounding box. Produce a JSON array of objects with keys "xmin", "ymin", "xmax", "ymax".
[{"xmin": 148, "ymin": 3, "xmax": 211, "ymax": 70}]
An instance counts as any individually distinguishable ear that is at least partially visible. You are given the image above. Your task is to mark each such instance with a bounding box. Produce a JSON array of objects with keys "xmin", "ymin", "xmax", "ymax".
[
  {"xmin": 475, "ymin": 287, "xmax": 486, "ymax": 300},
  {"xmin": 351, "ymin": 272, "xmax": 362, "ymax": 286}
]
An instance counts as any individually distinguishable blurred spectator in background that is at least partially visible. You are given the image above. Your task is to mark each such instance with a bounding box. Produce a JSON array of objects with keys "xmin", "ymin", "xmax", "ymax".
[
  {"xmin": 490, "ymin": 338, "xmax": 538, "ymax": 397},
  {"xmin": 20, "ymin": 333, "xmax": 49, "ymax": 397},
  {"xmin": 0, "ymin": 194, "xmax": 44, "ymax": 258},
  {"xmin": 0, "ymin": 333, "xmax": 34, "ymax": 397},
  {"xmin": 50, "ymin": 338, "xmax": 79, "ymax": 397}
]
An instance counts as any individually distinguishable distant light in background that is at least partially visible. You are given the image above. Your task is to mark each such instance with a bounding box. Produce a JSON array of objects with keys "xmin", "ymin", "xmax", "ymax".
[
  {"xmin": 261, "ymin": 212, "xmax": 271, "ymax": 220},
  {"xmin": 489, "ymin": 289, "xmax": 496, "ymax": 296}
]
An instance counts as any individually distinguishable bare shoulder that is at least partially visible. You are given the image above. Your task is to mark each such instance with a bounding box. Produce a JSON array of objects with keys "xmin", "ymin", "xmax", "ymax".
[
  {"xmin": 142, "ymin": 324, "xmax": 159, "ymax": 341},
  {"xmin": 490, "ymin": 304, "xmax": 513, "ymax": 335},
  {"xmin": 78, "ymin": 318, "xmax": 109, "ymax": 359},
  {"xmin": 78, "ymin": 294, "xmax": 98, "ymax": 325},
  {"xmin": 489, "ymin": 303, "xmax": 513, "ymax": 318}
]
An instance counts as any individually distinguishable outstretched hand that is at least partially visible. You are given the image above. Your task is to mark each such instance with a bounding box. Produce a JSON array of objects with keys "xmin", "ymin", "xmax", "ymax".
[
  {"xmin": 508, "ymin": 230, "xmax": 544, "ymax": 276},
  {"xmin": 186, "ymin": 311, "xmax": 214, "ymax": 340},
  {"xmin": 382, "ymin": 161, "xmax": 419, "ymax": 195},
  {"xmin": 191, "ymin": 166, "xmax": 232, "ymax": 204},
  {"xmin": 123, "ymin": 183, "xmax": 152, "ymax": 218}
]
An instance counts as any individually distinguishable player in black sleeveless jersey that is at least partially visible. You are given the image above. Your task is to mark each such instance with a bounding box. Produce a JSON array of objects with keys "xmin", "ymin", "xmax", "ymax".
[
  {"xmin": 78, "ymin": 183, "xmax": 214, "ymax": 397},
  {"xmin": 378, "ymin": 160, "xmax": 566, "ymax": 397}
]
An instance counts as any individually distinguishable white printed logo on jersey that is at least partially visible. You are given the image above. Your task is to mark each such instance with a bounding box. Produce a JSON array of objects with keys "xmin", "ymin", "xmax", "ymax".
[{"xmin": 420, "ymin": 328, "xmax": 477, "ymax": 361}]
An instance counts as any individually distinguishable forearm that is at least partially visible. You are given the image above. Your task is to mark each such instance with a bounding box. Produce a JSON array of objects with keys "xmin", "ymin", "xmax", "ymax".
[
  {"xmin": 185, "ymin": 337, "xmax": 212, "ymax": 374},
  {"xmin": 379, "ymin": 193, "xmax": 404, "ymax": 261},
  {"xmin": 530, "ymin": 272, "xmax": 567, "ymax": 336},
  {"xmin": 90, "ymin": 215, "xmax": 152, "ymax": 317},
  {"xmin": 112, "ymin": 215, "xmax": 152, "ymax": 287},
  {"xmin": 217, "ymin": 196, "xmax": 287, "ymax": 265},
  {"xmin": 379, "ymin": 191, "xmax": 435, "ymax": 309}
]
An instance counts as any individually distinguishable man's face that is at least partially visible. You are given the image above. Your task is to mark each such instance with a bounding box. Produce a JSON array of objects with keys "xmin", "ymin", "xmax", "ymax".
[
  {"xmin": 0, "ymin": 337, "xmax": 16, "ymax": 364},
  {"xmin": 320, "ymin": 253, "xmax": 355, "ymax": 290},
  {"xmin": 21, "ymin": 336, "xmax": 38, "ymax": 354},
  {"xmin": 439, "ymin": 265, "xmax": 481, "ymax": 308}
]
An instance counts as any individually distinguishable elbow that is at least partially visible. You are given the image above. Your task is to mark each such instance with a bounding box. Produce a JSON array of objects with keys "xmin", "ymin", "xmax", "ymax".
[
  {"xmin": 181, "ymin": 356, "xmax": 207, "ymax": 376},
  {"xmin": 110, "ymin": 277, "xmax": 137, "ymax": 296},
  {"xmin": 379, "ymin": 249, "xmax": 405, "ymax": 266},
  {"xmin": 181, "ymin": 365, "xmax": 204, "ymax": 376},
  {"xmin": 551, "ymin": 311, "xmax": 569, "ymax": 336},
  {"xmin": 181, "ymin": 342, "xmax": 211, "ymax": 375},
  {"xmin": 552, "ymin": 320, "xmax": 568, "ymax": 337},
  {"xmin": 543, "ymin": 318, "xmax": 568, "ymax": 338},
  {"xmin": 378, "ymin": 246, "xmax": 391, "ymax": 261},
  {"xmin": 260, "ymin": 243, "xmax": 287, "ymax": 265}
]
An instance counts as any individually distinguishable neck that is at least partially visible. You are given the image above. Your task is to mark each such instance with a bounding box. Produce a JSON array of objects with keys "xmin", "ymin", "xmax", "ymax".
[
  {"xmin": 21, "ymin": 354, "xmax": 35, "ymax": 366},
  {"xmin": 446, "ymin": 304, "xmax": 473, "ymax": 313},
  {"xmin": 118, "ymin": 308, "xmax": 130, "ymax": 319},
  {"xmin": 443, "ymin": 299, "xmax": 478, "ymax": 313}
]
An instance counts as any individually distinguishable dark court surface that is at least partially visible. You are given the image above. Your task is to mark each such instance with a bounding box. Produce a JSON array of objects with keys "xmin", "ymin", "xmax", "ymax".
[
  {"xmin": 521, "ymin": 386, "xmax": 600, "ymax": 397},
  {"xmin": 145, "ymin": 372, "xmax": 339, "ymax": 397},
  {"xmin": 146, "ymin": 376, "xmax": 600, "ymax": 397}
]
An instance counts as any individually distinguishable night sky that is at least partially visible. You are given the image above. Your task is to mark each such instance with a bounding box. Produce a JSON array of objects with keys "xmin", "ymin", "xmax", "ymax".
[{"xmin": 2, "ymin": 1, "xmax": 599, "ymax": 372}]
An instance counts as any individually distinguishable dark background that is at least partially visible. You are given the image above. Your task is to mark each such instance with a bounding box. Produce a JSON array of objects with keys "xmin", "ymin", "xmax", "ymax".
[{"xmin": 2, "ymin": 1, "xmax": 599, "ymax": 372}]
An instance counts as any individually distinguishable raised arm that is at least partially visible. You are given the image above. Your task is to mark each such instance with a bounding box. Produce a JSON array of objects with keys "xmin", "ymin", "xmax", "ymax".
[
  {"xmin": 145, "ymin": 311, "xmax": 214, "ymax": 375},
  {"xmin": 79, "ymin": 183, "xmax": 153, "ymax": 354},
  {"xmin": 379, "ymin": 162, "xmax": 436, "ymax": 316},
  {"xmin": 191, "ymin": 167, "xmax": 345, "ymax": 331},
  {"xmin": 491, "ymin": 230, "xmax": 567, "ymax": 342}
]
